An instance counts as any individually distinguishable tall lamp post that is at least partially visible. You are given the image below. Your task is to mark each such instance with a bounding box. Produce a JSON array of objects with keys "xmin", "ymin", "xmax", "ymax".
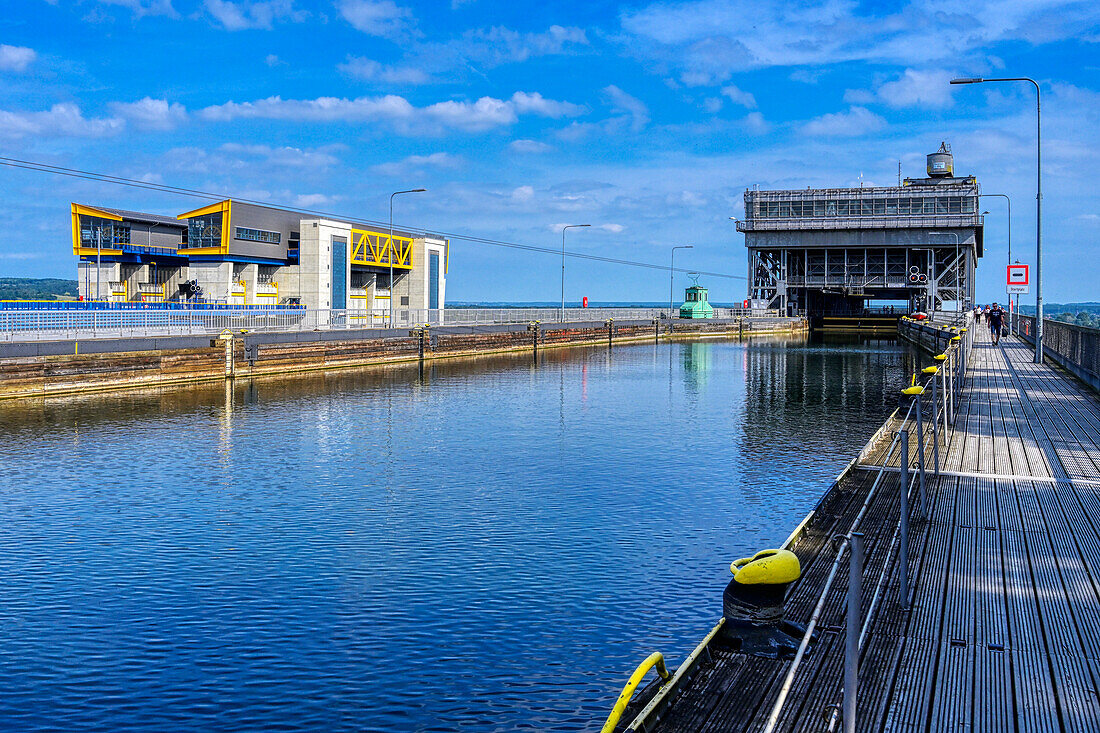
[
  {"xmin": 952, "ymin": 76, "xmax": 1042, "ymax": 362},
  {"xmin": 389, "ymin": 188, "xmax": 426, "ymax": 327},
  {"xmin": 560, "ymin": 224, "xmax": 590, "ymax": 322},
  {"xmin": 930, "ymin": 231, "xmax": 962, "ymax": 312},
  {"xmin": 980, "ymin": 193, "xmax": 1012, "ymax": 331},
  {"xmin": 670, "ymin": 245, "xmax": 694, "ymax": 320}
]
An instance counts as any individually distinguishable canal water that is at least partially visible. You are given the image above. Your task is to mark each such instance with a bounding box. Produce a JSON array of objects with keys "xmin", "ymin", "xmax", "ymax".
[{"xmin": 0, "ymin": 334, "xmax": 918, "ymax": 732}]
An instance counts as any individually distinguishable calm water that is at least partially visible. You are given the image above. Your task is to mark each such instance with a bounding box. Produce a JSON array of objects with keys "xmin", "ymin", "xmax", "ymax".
[{"xmin": 0, "ymin": 334, "xmax": 918, "ymax": 732}]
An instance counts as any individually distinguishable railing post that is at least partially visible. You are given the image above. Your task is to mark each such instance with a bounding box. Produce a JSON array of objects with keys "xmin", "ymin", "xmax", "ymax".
[
  {"xmin": 844, "ymin": 531, "xmax": 864, "ymax": 733},
  {"xmin": 899, "ymin": 431, "xmax": 910, "ymax": 610},
  {"xmin": 930, "ymin": 370, "xmax": 940, "ymax": 477},
  {"xmin": 915, "ymin": 390, "xmax": 927, "ymax": 519}
]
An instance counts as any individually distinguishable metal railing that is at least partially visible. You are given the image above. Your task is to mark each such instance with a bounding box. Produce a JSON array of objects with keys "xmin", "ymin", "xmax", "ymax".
[
  {"xmin": 0, "ymin": 307, "xmax": 790, "ymax": 342},
  {"xmin": 607, "ymin": 316, "xmax": 974, "ymax": 733},
  {"xmin": 763, "ymin": 316, "xmax": 974, "ymax": 733},
  {"xmin": 1017, "ymin": 315, "xmax": 1100, "ymax": 391}
]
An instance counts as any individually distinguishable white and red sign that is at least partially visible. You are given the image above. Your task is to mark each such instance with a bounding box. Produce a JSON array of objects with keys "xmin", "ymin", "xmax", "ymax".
[{"xmin": 1007, "ymin": 264, "xmax": 1030, "ymax": 294}]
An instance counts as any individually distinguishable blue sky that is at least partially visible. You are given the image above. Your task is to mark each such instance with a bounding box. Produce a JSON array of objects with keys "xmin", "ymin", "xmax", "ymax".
[{"xmin": 1, "ymin": 0, "xmax": 1098, "ymax": 305}]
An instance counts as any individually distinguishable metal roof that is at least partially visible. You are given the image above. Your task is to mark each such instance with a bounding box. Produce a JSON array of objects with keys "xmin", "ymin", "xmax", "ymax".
[{"xmin": 78, "ymin": 204, "xmax": 185, "ymax": 228}]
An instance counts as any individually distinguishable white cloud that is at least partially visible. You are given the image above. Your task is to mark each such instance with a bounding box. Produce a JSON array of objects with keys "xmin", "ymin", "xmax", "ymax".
[
  {"xmin": 204, "ymin": 0, "xmax": 305, "ymax": 31},
  {"xmin": 265, "ymin": 53, "xmax": 281, "ymax": 66},
  {"xmin": 0, "ymin": 103, "xmax": 125, "ymax": 139},
  {"xmin": 742, "ymin": 111, "xmax": 769, "ymax": 135},
  {"xmin": 703, "ymin": 97, "xmax": 723, "ymax": 113},
  {"xmin": 338, "ymin": 57, "xmax": 431, "ymax": 85},
  {"xmin": 0, "ymin": 45, "xmax": 36, "ymax": 72},
  {"xmin": 620, "ymin": 0, "xmax": 1100, "ymax": 78},
  {"xmin": 199, "ymin": 91, "xmax": 582, "ymax": 134},
  {"xmin": 219, "ymin": 142, "xmax": 342, "ymax": 167},
  {"xmin": 371, "ymin": 151, "xmax": 461, "ymax": 176},
  {"xmin": 511, "ymin": 185, "xmax": 534, "ymax": 202},
  {"xmin": 294, "ymin": 193, "xmax": 336, "ymax": 208},
  {"xmin": 842, "ymin": 88, "xmax": 876, "ymax": 104},
  {"xmin": 338, "ymin": 0, "xmax": 416, "ymax": 39},
  {"xmin": 109, "ymin": 97, "xmax": 187, "ymax": 130},
  {"xmin": 456, "ymin": 25, "xmax": 588, "ymax": 65},
  {"xmin": 95, "ymin": 0, "xmax": 177, "ymax": 18},
  {"xmin": 509, "ymin": 139, "xmax": 552, "ymax": 153},
  {"xmin": 599, "ymin": 223, "xmax": 624, "ymax": 233},
  {"xmin": 720, "ymin": 84, "xmax": 756, "ymax": 109},
  {"xmin": 603, "ymin": 85, "xmax": 649, "ymax": 131},
  {"xmin": 801, "ymin": 106, "xmax": 886, "ymax": 137},
  {"xmin": 875, "ymin": 68, "xmax": 955, "ymax": 109},
  {"xmin": 509, "ymin": 91, "xmax": 585, "ymax": 118}
]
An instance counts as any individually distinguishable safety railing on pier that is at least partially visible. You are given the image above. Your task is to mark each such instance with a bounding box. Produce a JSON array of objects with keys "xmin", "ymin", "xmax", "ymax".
[
  {"xmin": 604, "ymin": 314, "xmax": 975, "ymax": 733},
  {"xmin": 0, "ymin": 307, "xmax": 787, "ymax": 342}
]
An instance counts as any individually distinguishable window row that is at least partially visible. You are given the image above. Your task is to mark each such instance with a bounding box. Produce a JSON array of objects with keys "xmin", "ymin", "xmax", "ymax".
[
  {"xmin": 235, "ymin": 226, "xmax": 281, "ymax": 244},
  {"xmin": 752, "ymin": 196, "xmax": 977, "ymax": 219}
]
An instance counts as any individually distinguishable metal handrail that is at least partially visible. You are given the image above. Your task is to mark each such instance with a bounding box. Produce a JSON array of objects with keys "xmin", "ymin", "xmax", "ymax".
[
  {"xmin": 600, "ymin": 652, "xmax": 672, "ymax": 733},
  {"xmin": 764, "ymin": 317, "xmax": 974, "ymax": 732}
]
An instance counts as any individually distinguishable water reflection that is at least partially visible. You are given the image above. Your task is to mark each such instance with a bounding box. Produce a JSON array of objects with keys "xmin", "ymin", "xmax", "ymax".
[{"xmin": 0, "ymin": 334, "xmax": 917, "ymax": 732}]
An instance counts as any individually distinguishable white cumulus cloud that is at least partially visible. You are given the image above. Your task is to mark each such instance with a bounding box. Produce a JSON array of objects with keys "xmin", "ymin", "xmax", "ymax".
[
  {"xmin": 338, "ymin": 0, "xmax": 416, "ymax": 39},
  {"xmin": 720, "ymin": 84, "xmax": 757, "ymax": 109},
  {"xmin": 0, "ymin": 103, "xmax": 125, "ymax": 139},
  {"xmin": 603, "ymin": 85, "xmax": 649, "ymax": 131},
  {"xmin": 204, "ymin": 0, "xmax": 306, "ymax": 31},
  {"xmin": 338, "ymin": 56, "xmax": 430, "ymax": 85},
  {"xmin": 876, "ymin": 69, "xmax": 956, "ymax": 109},
  {"xmin": 509, "ymin": 139, "xmax": 552, "ymax": 153},
  {"xmin": 801, "ymin": 106, "xmax": 885, "ymax": 137},
  {"xmin": 109, "ymin": 97, "xmax": 187, "ymax": 130},
  {"xmin": 0, "ymin": 45, "xmax": 36, "ymax": 72}
]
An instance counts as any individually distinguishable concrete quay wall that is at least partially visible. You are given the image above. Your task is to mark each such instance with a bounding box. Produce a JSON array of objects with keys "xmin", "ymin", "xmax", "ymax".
[{"xmin": 0, "ymin": 317, "xmax": 807, "ymax": 400}]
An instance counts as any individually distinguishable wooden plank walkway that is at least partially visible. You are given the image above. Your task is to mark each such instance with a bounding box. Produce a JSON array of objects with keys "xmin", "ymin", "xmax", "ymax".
[{"xmin": 636, "ymin": 327, "xmax": 1100, "ymax": 732}]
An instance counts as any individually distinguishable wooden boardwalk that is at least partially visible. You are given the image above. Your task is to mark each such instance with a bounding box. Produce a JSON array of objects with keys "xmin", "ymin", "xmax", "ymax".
[{"xmin": 631, "ymin": 328, "xmax": 1100, "ymax": 732}]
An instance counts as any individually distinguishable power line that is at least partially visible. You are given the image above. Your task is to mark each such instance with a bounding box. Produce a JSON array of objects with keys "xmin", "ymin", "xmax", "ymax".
[{"xmin": 0, "ymin": 155, "xmax": 745, "ymax": 280}]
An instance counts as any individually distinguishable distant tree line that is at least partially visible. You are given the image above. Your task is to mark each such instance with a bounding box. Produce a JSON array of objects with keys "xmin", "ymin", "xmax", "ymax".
[
  {"xmin": 1053, "ymin": 311, "xmax": 1100, "ymax": 328},
  {"xmin": 0, "ymin": 278, "xmax": 80, "ymax": 301}
]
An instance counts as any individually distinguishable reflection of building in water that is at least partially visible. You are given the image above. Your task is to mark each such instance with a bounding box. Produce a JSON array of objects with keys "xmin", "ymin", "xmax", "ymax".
[
  {"xmin": 738, "ymin": 338, "xmax": 916, "ymax": 455},
  {"xmin": 680, "ymin": 341, "xmax": 713, "ymax": 393}
]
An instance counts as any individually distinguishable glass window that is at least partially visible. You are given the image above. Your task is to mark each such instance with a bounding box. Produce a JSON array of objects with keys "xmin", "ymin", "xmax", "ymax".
[
  {"xmin": 814, "ymin": 200, "xmax": 826, "ymax": 217},
  {"xmin": 873, "ymin": 200, "xmax": 886, "ymax": 215},
  {"xmin": 923, "ymin": 198, "xmax": 936, "ymax": 214},
  {"xmin": 185, "ymin": 212, "xmax": 223, "ymax": 249},
  {"xmin": 898, "ymin": 198, "xmax": 910, "ymax": 215},
  {"xmin": 235, "ymin": 226, "xmax": 281, "ymax": 244},
  {"xmin": 826, "ymin": 200, "xmax": 837, "ymax": 216},
  {"xmin": 837, "ymin": 200, "xmax": 850, "ymax": 216},
  {"xmin": 80, "ymin": 216, "xmax": 130, "ymax": 246},
  {"xmin": 861, "ymin": 201, "xmax": 873, "ymax": 216},
  {"xmin": 948, "ymin": 198, "xmax": 961, "ymax": 214},
  {"xmin": 962, "ymin": 197, "xmax": 975, "ymax": 213},
  {"xmin": 886, "ymin": 198, "xmax": 898, "ymax": 215},
  {"xmin": 936, "ymin": 197, "xmax": 949, "ymax": 214}
]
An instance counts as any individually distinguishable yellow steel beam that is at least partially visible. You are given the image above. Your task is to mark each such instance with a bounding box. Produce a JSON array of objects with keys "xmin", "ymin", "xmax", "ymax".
[{"xmin": 351, "ymin": 228, "xmax": 413, "ymax": 270}]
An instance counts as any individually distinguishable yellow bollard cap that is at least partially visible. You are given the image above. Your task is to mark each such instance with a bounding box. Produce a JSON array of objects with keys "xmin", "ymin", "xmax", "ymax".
[
  {"xmin": 960, "ymin": 327, "xmax": 968, "ymax": 332},
  {"xmin": 902, "ymin": 386, "xmax": 925, "ymax": 395},
  {"xmin": 951, "ymin": 335, "xmax": 961, "ymax": 342},
  {"xmin": 922, "ymin": 366, "xmax": 939, "ymax": 374},
  {"xmin": 730, "ymin": 549, "xmax": 801, "ymax": 585},
  {"xmin": 934, "ymin": 354, "xmax": 947, "ymax": 361}
]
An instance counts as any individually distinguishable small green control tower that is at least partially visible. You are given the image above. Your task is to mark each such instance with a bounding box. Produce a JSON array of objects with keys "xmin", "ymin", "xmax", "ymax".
[{"xmin": 679, "ymin": 277, "xmax": 714, "ymax": 319}]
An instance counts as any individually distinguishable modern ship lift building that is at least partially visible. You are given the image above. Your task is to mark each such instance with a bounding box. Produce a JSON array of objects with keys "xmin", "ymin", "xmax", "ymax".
[
  {"xmin": 739, "ymin": 143, "xmax": 982, "ymax": 316},
  {"xmin": 72, "ymin": 199, "xmax": 447, "ymax": 311}
]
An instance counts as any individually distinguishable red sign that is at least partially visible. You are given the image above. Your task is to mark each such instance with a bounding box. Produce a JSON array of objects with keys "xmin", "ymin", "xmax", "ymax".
[
  {"xmin": 582, "ymin": 296, "xmax": 588, "ymax": 308},
  {"xmin": 1007, "ymin": 264, "xmax": 1029, "ymax": 285}
]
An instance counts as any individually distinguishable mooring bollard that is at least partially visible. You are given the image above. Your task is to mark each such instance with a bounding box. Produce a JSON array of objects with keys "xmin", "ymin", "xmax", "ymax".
[
  {"xmin": 529, "ymin": 321, "xmax": 540, "ymax": 358},
  {"xmin": 653, "ymin": 318, "xmax": 660, "ymax": 344},
  {"xmin": 844, "ymin": 532, "xmax": 864, "ymax": 733},
  {"xmin": 899, "ymin": 430, "xmax": 910, "ymax": 610},
  {"xmin": 606, "ymin": 318, "xmax": 614, "ymax": 347}
]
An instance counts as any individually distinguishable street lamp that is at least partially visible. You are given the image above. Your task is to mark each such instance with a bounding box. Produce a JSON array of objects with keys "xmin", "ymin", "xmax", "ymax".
[
  {"xmin": 930, "ymin": 231, "xmax": 961, "ymax": 312},
  {"xmin": 670, "ymin": 245, "xmax": 694, "ymax": 320},
  {"xmin": 389, "ymin": 188, "xmax": 426, "ymax": 327},
  {"xmin": 981, "ymin": 193, "xmax": 1013, "ymax": 331},
  {"xmin": 560, "ymin": 224, "xmax": 590, "ymax": 322},
  {"xmin": 952, "ymin": 76, "xmax": 1042, "ymax": 361}
]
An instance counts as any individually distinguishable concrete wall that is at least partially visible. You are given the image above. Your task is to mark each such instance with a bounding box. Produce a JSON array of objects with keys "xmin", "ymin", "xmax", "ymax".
[
  {"xmin": 406, "ymin": 238, "xmax": 447, "ymax": 309},
  {"xmin": 299, "ymin": 218, "xmax": 352, "ymax": 310},
  {"xmin": 188, "ymin": 261, "xmax": 234, "ymax": 303},
  {"xmin": 225, "ymin": 201, "xmax": 298, "ymax": 260}
]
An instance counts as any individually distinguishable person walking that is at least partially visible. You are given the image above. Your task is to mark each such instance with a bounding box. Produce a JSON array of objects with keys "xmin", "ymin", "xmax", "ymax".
[{"xmin": 989, "ymin": 302, "xmax": 1005, "ymax": 345}]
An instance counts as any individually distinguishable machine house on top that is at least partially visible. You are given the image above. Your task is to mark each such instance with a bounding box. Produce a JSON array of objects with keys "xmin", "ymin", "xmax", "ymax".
[{"xmin": 72, "ymin": 199, "xmax": 448, "ymax": 312}]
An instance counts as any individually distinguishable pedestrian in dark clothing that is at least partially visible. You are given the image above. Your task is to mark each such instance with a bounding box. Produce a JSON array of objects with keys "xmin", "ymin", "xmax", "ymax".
[{"xmin": 989, "ymin": 303, "xmax": 1005, "ymax": 344}]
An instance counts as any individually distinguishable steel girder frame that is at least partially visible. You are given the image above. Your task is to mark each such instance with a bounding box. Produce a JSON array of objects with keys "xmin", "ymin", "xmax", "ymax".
[{"xmin": 749, "ymin": 249, "xmax": 785, "ymax": 310}]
